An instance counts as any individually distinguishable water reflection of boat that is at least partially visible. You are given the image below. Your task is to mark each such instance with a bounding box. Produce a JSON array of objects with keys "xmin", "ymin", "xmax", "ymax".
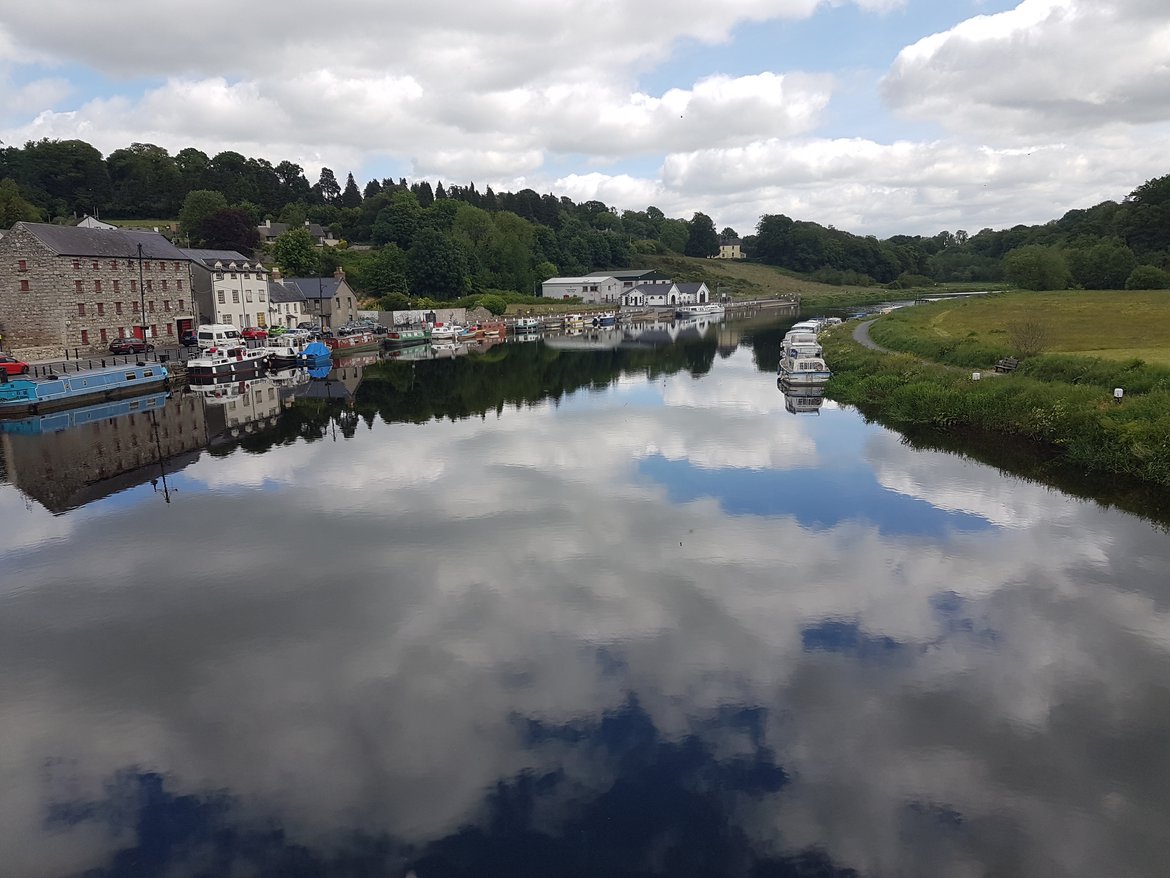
[
  {"xmin": 510, "ymin": 332, "xmax": 541, "ymax": 344},
  {"xmin": 385, "ymin": 343, "xmax": 435, "ymax": 361},
  {"xmin": 778, "ymin": 355, "xmax": 831, "ymax": 386},
  {"xmin": 543, "ymin": 329, "xmax": 624, "ymax": 350},
  {"xmin": 0, "ymin": 363, "xmax": 169, "ymax": 417},
  {"xmin": 778, "ymin": 377, "xmax": 825, "ymax": 414},
  {"xmin": 432, "ymin": 342, "xmax": 470, "ymax": 359},
  {"xmin": 0, "ymin": 391, "xmax": 170, "ymax": 434}
]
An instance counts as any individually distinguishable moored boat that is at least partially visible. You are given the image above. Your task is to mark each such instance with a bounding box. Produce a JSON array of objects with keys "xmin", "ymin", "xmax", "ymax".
[
  {"xmin": 384, "ymin": 327, "xmax": 432, "ymax": 348},
  {"xmin": 0, "ymin": 362, "xmax": 169, "ymax": 417},
  {"xmin": 675, "ymin": 302, "xmax": 725, "ymax": 319},
  {"xmin": 431, "ymin": 323, "xmax": 462, "ymax": 342},
  {"xmin": 778, "ymin": 355, "xmax": 832, "ymax": 386},
  {"xmin": 186, "ymin": 344, "xmax": 269, "ymax": 383},
  {"xmin": 512, "ymin": 316, "xmax": 541, "ymax": 332},
  {"xmin": 323, "ymin": 329, "xmax": 380, "ymax": 353}
]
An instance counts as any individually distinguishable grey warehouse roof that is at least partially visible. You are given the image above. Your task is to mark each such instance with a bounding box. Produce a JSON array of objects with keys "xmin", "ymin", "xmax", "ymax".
[{"xmin": 16, "ymin": 222, "xmax": 190, "ymax": 260}]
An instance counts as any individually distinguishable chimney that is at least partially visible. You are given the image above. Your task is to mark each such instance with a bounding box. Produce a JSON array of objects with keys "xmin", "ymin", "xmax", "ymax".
[
  {"xmin": 271, "ymin": 267, "xmax": 282, "ymax": 281},
  {"xmin": 334, "ymin": 267, "xmax": 345, "ymax": 280},
  {"xmin": 264, "ymin": 218, "xmax": 272, "ymax": 229}
]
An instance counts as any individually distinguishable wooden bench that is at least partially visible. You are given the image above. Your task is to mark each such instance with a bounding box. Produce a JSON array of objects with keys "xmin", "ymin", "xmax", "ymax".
[{"xmin": 994, "ymin": 357, "xmax": 1020, "ymax": 373}]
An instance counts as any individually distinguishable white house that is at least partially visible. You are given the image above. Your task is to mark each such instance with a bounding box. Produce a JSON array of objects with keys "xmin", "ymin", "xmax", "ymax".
[
  {"xmin": 182, "ymin": 249, "xmax": 273, "ymax": 328},
  {"xmin": 624, "ymin": 282, "xmax": 711, "ymax": 308},
  {"xmin": 541, "ymin": 275, "xmax": 623, "ymax": 304}
]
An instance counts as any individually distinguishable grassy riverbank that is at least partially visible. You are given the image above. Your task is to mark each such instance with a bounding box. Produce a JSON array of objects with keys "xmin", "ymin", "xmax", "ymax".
[{"xmin": 821, "ymin": 324, "xmax": 1170, "ymax": 489}]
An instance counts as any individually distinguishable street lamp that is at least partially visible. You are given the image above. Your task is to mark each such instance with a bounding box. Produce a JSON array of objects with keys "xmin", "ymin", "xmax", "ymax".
[{"xmin": 137, "ymin": 242, "xmax": 147, "ymax": 340}]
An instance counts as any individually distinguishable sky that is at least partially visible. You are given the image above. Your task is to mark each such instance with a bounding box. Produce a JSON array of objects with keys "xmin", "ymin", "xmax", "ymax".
[{"xmin": 2, "ymin": 0, "xmax": 1169, "ymax": 239}]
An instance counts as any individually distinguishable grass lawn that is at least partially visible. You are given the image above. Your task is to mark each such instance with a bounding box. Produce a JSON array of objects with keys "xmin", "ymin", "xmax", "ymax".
[
  {"xmin": 874, "ymin": 290, "xmax": 1170, "ymax": 366},
  {"xmin": 640, "ymin": 254, "xmax": 853, "ymax": 303}
]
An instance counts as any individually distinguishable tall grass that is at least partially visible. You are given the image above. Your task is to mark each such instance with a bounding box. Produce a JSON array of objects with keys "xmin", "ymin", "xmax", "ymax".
[{"xmin": 823, "ymin": 330, "xmax": 1170, "ymax": 488}]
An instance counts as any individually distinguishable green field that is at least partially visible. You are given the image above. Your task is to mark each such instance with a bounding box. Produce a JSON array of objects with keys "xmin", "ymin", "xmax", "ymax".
[{"xmin": 871, "ymin": 290, "xmax": 1170, "ymax": 366}]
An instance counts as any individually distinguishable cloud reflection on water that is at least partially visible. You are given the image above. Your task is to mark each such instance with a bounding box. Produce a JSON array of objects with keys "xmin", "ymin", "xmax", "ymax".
[{"xmin": 1, "ymin": 345, "xmax": 1169, "ymax": 876}]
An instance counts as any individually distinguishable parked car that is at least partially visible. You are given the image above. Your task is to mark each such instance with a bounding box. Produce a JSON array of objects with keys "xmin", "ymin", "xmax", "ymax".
[
  {"xmin": 179, "ymin": 331, "xmax": 198, "ymax": 346},
  {"xmin": 0, "ymin": 355, "xmax": 31, "ymax": 376},
  {"xmin": 266, "ymin": 325, "xmax": 287, "ymax": 337},
  {"xmin": 109, "ymin": 337, "xmax": 154, "ymax": 354},
  {"xmin": 240, "ymin": 326, "xmax": 268, "ymax": 340}
]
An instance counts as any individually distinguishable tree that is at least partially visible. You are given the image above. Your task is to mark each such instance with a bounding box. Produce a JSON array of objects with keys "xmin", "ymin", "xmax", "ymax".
[
  {"xmin": 340, "ymin": 173, "xmax": 362, "ymax": 208},
  {"xmin": 272, "ymin": 226, "xmax": 319, "ymax": 277},
  {"xmin": 1067, "ymin": 239, "xmax": 1137, "ymax": 289},
  {"xmin": 1003, "ymin": 245, "xmax": 1070, "ymax": 291},
  {"xmin": 314, "ymin": 167, "xmax": 341, "ymax": 204},
  {"xmin": 1007, "ymin": 320, "xmax": 1051, "ymax": 357},
  {"xmin": 198, "ymin": 207, "xmax": 260, "ymax": 252},
  {"xmin": 372, "ymin": 191, "xmax": 421, "ymax": 248},
  {"xmin": 406, "ymin": 227, "xmax": 469, "ymax": 299},
  {"xmin": 365, "ymin": 244, "xmax": 409, "ymax": 296},
  {"xmin": 719, "ymin": 227, "xmax": 739, "ymax": 243},
  {"xmin": 659, "ymin": 218, "xmax": 689, "ymax": 254},
  {"xmin": 685, "ymin": 212, "xmax": 719, "ymax": 257},
  {"xmin": 179, "ymin": 189, "xmax": 228, "ymax": 241},
  {"xmin": 1125, "ymin": 264, "xmax": 1170, "ymax": 290},
  {"xmin": 0, "ymin": 178, "xmax": 42, "ymax": 226},
  {"xmin": 478, "ymin": 294, "xmax": 507, "ymax": 315},
  {"xmin": 106, "ymin": 143, "xmax": 182, "ymax": 217}
]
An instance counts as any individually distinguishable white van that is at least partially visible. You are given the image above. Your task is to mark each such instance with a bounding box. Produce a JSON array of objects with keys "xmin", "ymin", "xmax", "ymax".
[{"xmin": 196, "ymin": 324, "xmax": 243, "ymax": 350}]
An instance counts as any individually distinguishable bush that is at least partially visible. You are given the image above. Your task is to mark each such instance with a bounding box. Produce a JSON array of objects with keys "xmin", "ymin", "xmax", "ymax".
[{"xmin": 1125, "ymin": 264, "xmax": 1170, "ymax": 290}]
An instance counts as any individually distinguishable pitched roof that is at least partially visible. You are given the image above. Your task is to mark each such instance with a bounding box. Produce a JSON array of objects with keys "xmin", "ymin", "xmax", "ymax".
[
  {"xmin": 270, "ymin": 283, "xmax": 306, "ymax": 304},
  {"xmin": 280, "ymin": 277, "xmax": 342, "ymax": 300},
  {"xmin": 544, "ymin": 275, "xmax": 616, "ymax": 284},
  {"xmin": 585, "ymin": 269, "xmax": 668, "ymax": 280},
  {"xmin": 179, "ymin": 248, "xmax": 262, "ymax": 268},
  {"xmin": 674, "ymin": 282, "xmax": 709, "ymax": 294},
  {"xmin": 15, "ymin": 222, "xmax": 189, "ymax": 260}
]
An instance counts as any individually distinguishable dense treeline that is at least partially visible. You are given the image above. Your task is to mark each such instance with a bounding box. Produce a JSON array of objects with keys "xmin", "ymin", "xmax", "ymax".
[{"xmin": 3, "ymin": 137, "xmax": 1170, "ymax": 299}]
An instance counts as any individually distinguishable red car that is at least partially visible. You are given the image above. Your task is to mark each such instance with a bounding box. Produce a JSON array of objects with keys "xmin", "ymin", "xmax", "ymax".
[
  {"xmin": 241, "ymin": 326, "xmax": 268, "ymax": 340},
  {"xmin": 0, "ymin": 355, "xmax": 30, "ymax": 376},
  {"xmin": 109, "ymin": 337, "xmax": 155, "ymax": 354}
]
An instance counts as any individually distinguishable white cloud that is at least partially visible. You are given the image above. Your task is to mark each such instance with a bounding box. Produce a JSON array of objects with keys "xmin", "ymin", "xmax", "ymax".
[{"xmin": 883, "ymin": 0, "xmax": 1170, "ymax": 136}]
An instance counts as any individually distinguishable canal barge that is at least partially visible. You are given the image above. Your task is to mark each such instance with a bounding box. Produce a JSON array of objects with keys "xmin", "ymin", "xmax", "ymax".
[
  {"xmin": 778, "ymin": 355, "xmax": 832, "ymax": 386},
  {"xmin": 0, "ymin": 363, "xmax": 169, "ymax": 418},
  {"xmin": 186, "ymin": 344, "xmax": 269, "ymax": 383}
]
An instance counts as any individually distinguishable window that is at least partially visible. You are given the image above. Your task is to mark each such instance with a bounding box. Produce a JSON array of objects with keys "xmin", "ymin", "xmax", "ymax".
[
  {"xmin": 97, "ymin": 302, "xmax": 105, "ymax": 316},
  {"xmin": 17, "ymin": 259, "xmax": 26, "ymax": 272},
  {"xmin": 95, "ymin": 280, "xmax": 102, "ymax": 293},
  {"xmin": 217, "ymin": 291, "xmax": 226, "ymax": 304},
  {"xmin": 163, "ymin": 300, "xmax": 171, "ymax": 311},
  {"xmin": 178, "ymin": 298, "xmax": 185, "ymax": 310},
  {"xmin": 143, "ymin": 261, "xmax": 151, "ymax": 271},
  {"xmin": 91, "ymin": 260, "xmax": 99, "ymax": 270},
  {"xmin": 230, "ymin": 272, "xmax": 237, "ymax": 279},
  {"xmin": 113, "ymin": 279, "xmax": 120, "ymax": 293},
  {"xmin": 75, "ymin": 279, "xmax": 83, "ymax": 293},
  {"xmin": 19, "ymin": 279, "xmax": 30, "ymax": 292},
  {"xmin": 115, "ymin": 301, "xmax": 123, "ymax": 315},
  {"xmin": 166, "ymin": 324, "xmax": 173, "ymax": 336},
  {"xmin": 232, "ymin": 291, "xmax": 240, "ymax": 303},
  {"xmin": 177, "ymin": 280, "xmax": 183, "ymax": 292},
  {"xmin": 243, "ymin": 272, "xmax": 251, "ymax": 280},
  {"xmin": 215, "ymin": 271, "xmax": 223, "ymax": 280},
  {"xmin": 151, "ymin": 324, "xmax": 157, "ymax": 337},
  {"xmin": 259, "ymin": 289, "xmax": 266, "ymax": 302},
  {"xmin": 81, "ymin": 329, "xmax": 89, "ymax": 345},
  {"xmin": 161, "ymin": 280, "xmax": 168, "ymax": 291},
  {"xmin": 131, "ymin": 280, "xmax": 138, "ymax": 293},
  {"xmin": 100, "ymin": 328, "xmax": 108, "ymax": 343},
  {"xmin": 118, "ymin": 327, "xmax": 125, "ymax": 338},
  {"xmin": 78, "ymin": 303, "xmax": 86, "ymax": 317},
  {"xmin": 145, "ymin": 280, "xmax": 153, "ymax": 292},
  {"xmin": 148, "ymin": 301, "xmax": 155, "ymax": 312},
  {"xmin": 246, "ymin": 290, "xmax": 253, "ymax": 303},
  {"xmin": 72, "ymin": 259, "xmax": 81, "ymax": 270},
  {"xmin": 173, "ymin": 262, "xmax": 181, "ymax": 272},
  {"xmin": 110, "ymin": 260, "xmax": 118, "ymax": 270}
]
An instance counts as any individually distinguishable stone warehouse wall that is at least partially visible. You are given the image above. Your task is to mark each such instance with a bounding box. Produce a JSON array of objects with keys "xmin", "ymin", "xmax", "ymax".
[{"xmin": 0, "ymin": 227, "xmax": 194, "ymax": 359}]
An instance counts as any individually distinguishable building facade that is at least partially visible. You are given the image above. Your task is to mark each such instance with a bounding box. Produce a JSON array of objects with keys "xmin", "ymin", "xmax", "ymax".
[
  {"xmin": 541, "ymin": 275, "xmax": 623, "ymax": 304},
  {"xmin": 182, "ymin": 249, "xmax": 273, "ymax": 329},
  {"xmin": 0, "ymin": 223, "xmax": 196, "ymax": 359},
  {"xmin": 278, "ymin": 270, "xmax": 357, "ymax": 329}
]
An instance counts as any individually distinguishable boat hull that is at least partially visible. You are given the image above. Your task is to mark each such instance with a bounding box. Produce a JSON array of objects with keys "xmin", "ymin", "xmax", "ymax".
[{"xmin": 0, "ymin": 364, "xmax": 169, "ymax": 418}]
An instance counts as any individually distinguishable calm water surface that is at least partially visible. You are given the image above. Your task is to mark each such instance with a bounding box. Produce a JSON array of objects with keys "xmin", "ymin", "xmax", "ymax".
[{"xmin": 2, "ymin": 318, "xmax": 1168, "ymax": 877}]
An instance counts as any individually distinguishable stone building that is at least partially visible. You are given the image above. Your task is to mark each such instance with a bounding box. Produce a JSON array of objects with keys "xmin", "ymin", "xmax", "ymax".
[{"xmin": 0, "ymin": 222, "xmax": 196, "ymax": 359}]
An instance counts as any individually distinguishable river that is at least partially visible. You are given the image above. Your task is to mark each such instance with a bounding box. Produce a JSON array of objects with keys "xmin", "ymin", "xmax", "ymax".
[{"xmin": 1, "ymin": 315, "xmax": 1167, "ymax": 877}]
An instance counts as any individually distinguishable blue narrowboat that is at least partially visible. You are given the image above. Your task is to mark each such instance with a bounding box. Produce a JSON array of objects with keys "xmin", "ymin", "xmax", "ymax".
[{"xmin": 0, "ymin": 363, "xmax": 169, "ymax": 418}]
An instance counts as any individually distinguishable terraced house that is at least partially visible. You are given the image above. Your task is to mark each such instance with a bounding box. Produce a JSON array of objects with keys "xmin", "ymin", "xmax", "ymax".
[{"xmin": 0, "ymin": 222, "xmax": 196, "ymax": 359}]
